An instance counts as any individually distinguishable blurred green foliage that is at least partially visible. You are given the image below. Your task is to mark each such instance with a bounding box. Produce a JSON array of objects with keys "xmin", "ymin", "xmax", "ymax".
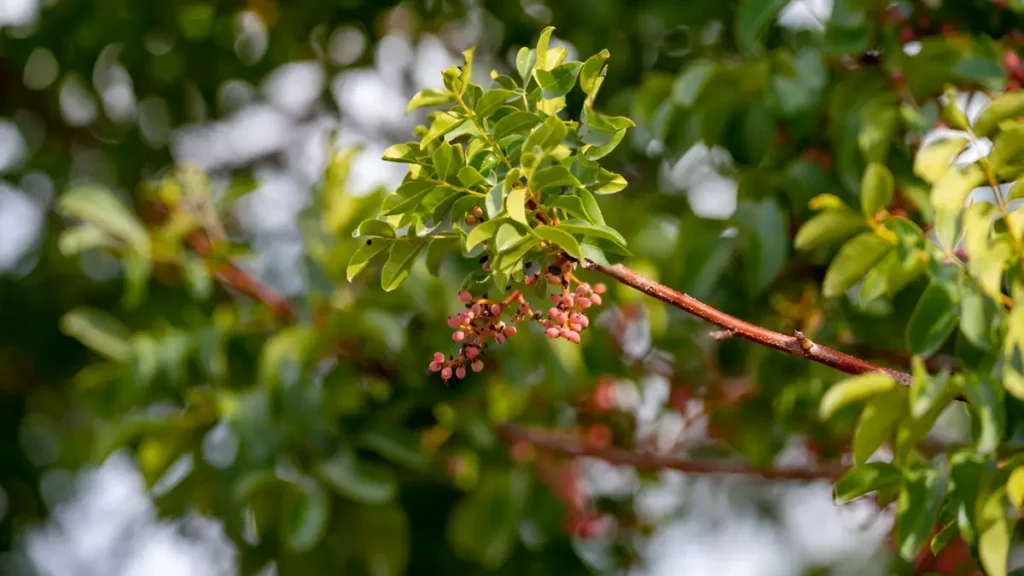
[{"xmin": 5, "ymin": 0, "xmax": 1024, "ymax": 574}]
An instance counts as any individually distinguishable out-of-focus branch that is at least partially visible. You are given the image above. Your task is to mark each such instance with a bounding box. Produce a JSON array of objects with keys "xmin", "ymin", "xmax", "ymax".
[
  {"xmin": 498, "ymin": 423, "xmax": 847, "ymax": 481},
  {"xmin": 186, "ymin": 232, "xmax": 296, "ymax": 322},
  {"xmin": 584, "ymin": 261, "xmax": 915, "ymax": 387}
]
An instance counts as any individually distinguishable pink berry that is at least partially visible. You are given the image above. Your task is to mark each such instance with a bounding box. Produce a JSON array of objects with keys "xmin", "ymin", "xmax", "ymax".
[
  {"xmin": 560, "ymin": 328, "xmax": 572, "ymax": 339},
  {"xmin": 459, "ymin": 291, "xmax": 472, "ymax": 303},
  {"xmin": 570, "ymin": 322, "xmax": 582, "ymax": 332},
  {"xmin": 429, "ymin": 361, "xmax": 441, "ymax": 372},
  {"xmin": 549, "ymin": 307, "xmax": 560, "ymax": 318},
  {"xmin": 505, "ymin": 326, "xmax": 517, "ymax": 336},
  {"xmin": 594, "ymin": 283, "xmax": 606, "ymax": 294},
  {"xmin": 472, "ymin": 360, "xmax": 484, "ymax": 372},
  {"xmin": 433, "ymin": 352, "xmax": 445, "ymax": 363},
  {"xmin": 546, "ymin": 327, "xmax": 560, "ymax": 338},
  {"xmin": 564, "ymin": 295, "xmax": 575, "ymax": 308},
  {"xmin": 454, "ymin": 331, "xmax": 465, "ymax": 343},
  {"xmin": 466, "ymin": 347, "xmax": 479, "ymax": 359},
  {"xmin": 456, "ymin": 367, "xmax": 467, "ymax": 379},
  {"xmin": 579, "ymin": 315, "xmax": 590, "ymax": 328},
  {"xmin": 471, "ymin": 304, "xmax": 482, "ymax": 314},
  {"xmin": 579, "ymin": 297, "xmax": 592, "ymax": 308},
  {"xmin": 569, "ymin": 331, "xmax": 581, "ymax": 344},
  {"xmin": 551, "ymin": 294, "xmax": 561, "ymax": 303},
  {"xmin": 448, "ymin": 317, "xmax": 461, "ymax": 328},
  {"xmin": 491, "ymin": 304, "xmax": 502, "ymax": 316},
  {"xmin": 591, "ymin": 294, "xmax": 602, "ymax": 306},
  {"xmin": 441, "ymin": 367, "xmax": 453, "ymax": 380},
  {"xmin": 483, "ymin": 262, "xmax": 491, "ymax": 271},
  {"xmin": 547, "ymin": 274, "xmax": 559, "ymax": 285}
]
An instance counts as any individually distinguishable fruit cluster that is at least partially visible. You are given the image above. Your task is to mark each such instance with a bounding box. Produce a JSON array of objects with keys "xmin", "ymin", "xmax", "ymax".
[{"xmin": 429, "ymin": 261, "xmax": 607, "ymax": 383}]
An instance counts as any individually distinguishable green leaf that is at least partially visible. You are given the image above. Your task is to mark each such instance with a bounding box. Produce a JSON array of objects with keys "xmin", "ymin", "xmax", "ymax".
[
  {"xmin": 459, "ymin": 48, "xmax": 475, "ymax": 95},
  {"xmin": 426, "ymin": 237, "xmax": 455, "ymax": 275},
  {"xmin": 977, "ymin": 486, "xmax": 1013, "ymax": 576},
  {"xmin": 834, "ymin": 462, "xmax": 903, "ymax": 503},
  {"xmin": 820, "ymin": 373, "xmax": 897, "ymax": 419},
  {"xmin": 580, "ymin": 49, "xmax": 610, "ymax": 98},
  {"xmin": 1003, "ymin": 306, "xmax": 1024, "ymax": 401},
  {"xmin": 381, "ymin": 181, "xmax": 436, "ymax": 216},
  {"xmin": 974, "ymin": 92, "xmax": 1024, "ymax": 138},
  {"xmin": 382, "ymin": 142, "xmax": 426, "ymax": 164},
  {"xmin": 951, "ymin": 451, "xmax": 987, "ymax": 546},
  {"xmin": 58, "ymin": 225, "xmax": 118, "ymax": 256},
  {"xmin": 583, "ymin": 128, "xmax": 627, "ymax": 160},
  {"xmin": 931, "ymin": 163, "xmax": 986, "ymax": 211},
  {"xmin": 906, "ymin": 280, "xmax": 960, "ymax": 357},
  {"xmin": 821, "ymin": 232, "xmax": 894, "ymax": 297},
  {"xmin": 495, "ymin": 224, "xmax": 523, "ymax": 252},
  {"xmin": 281, "ymin": 480, "xmax": 330, "ymax": 553},
  {"xmin": 448, "ymin": 469, "xmax": 532, "ymax": 569},
  {"xmin": 736, "ymin": 0, "xmax": 790, "ymax": 55},
  {"xmin": 458, "ymin": 166, "xmax": 488, "ymax": 189},
  {"xmin": 548, "ymin": 195, "xmax": 592, "ymax": 221},
  {"xmin": 534, "ymin": 225, "xmax": 583, "ymax": 260},
  {"xmin": 897, "ymin": 460, "xmax": 947, "ymax": 560},
  {"xmin": 913, "ymin": 136, "xmax": 969, "ymax": 184},
  {"xmin": 853, "ymin": 388, "xmax": 906, "ymax": 464},
  {"xmin": 475, "ymin": 89, "xmax": 520, "ymax": 117},
  {"xmin": 486, "ymin": 183, "xmax": 505, "ymax": 219},
  {"xmin": 316, "ymin": 449, "xmax": 398, "ymax": 504},
  {"xmin": 993, "ymin": 123, "xmax": 1024, "ymax": 181},
  {"xmin": 578, "ymin": 188, "xmax": 605, "ymax": 225},
  {"xmin": 528, "ymin": 166, "xmax": 581, "ymax": 192},
  {"xmin": 555, "ymin": 222, "xmax": 627, "ymax": 248},
  {"xmin": 861, "ymin": 162, "xmax": 894, "ymax": 217},
  {"xmin": 591, "ymin": 168, "xmax": 628, "ymax": 195},
  {"xmin": 407, "ymin": 88, "xmax": 455, "ymax": 112},
  {"xmin": 506, "ymin": 187, "xmax": 527, "ymax": 224},
  {"xmin": 347, "ymin": 239, "xmax": 391, "ymax": 281},
  {"xmin": 360, "ymin": 428, "xmax": 428, "ymax": 471},
  {"xmin": 493, "ymin": 111, "xmax": 542, "ymax": 140},
  {"xmin": 466, "ymin": 217, "xmax": 512, "ymax": 252},
  {"xmin": 964, "ymin": 375, "xmax": 1005, "ymax": 455},
  {"xmin": 516, "ymin": 47, "xmax": 536, "ymax": 83},
  {"xmin": 381, "ymin": 239, "xmax": 427, "ymax": 291},
  {"xmin": 535, "ymin": 62, "xmax": 583, "ymax": 100},
  {"xmin": 910, "ymin": 357, "xmax": 951, "ymax": 419},
  {"xmin": 60, "ymin": 308, "xmax": 133, "ymax": 362},
  {"xmin": 420, "ymin": 112, "xmax": 463, "ymax": 148},
  {"xmin": 432, "ymin": 142, "xmax": 456, "ymax": 181},
  {"xmin": 59, "ymin": 186, "xmax": 149, "ymax": 254},
  {"xmin": 931, "ymin": 521, "xmax": 959, "ymax": 556},
  {"xmin": 355, "ymin": 219, "xmax": 397, "ymax": 239},
  {"xmin": 522, "ymin": 114, "xmax": 567, "ymax": 154}
]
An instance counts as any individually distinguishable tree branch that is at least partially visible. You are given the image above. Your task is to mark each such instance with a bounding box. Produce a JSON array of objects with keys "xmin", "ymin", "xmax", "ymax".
[
  {"xmin": 584, "ymin": 261, "xmax": 914, "ymax": 387},
  {"xmin": 498, "ymin": 423, "xmax": 847, "ymax": 481},
  {"xmin": 186, "ymin": 233, "xmax": 297, "ymax": 322}
]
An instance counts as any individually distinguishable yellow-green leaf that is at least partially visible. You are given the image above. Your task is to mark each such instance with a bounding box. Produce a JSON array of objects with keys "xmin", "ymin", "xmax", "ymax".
[{"xmin": 820, "ymin": 373, "xmax": 897, "ymax": 420}]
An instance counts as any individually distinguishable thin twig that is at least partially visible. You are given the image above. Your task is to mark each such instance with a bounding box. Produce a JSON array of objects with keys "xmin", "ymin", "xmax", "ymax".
[
  {"xmin": 584, "ymin": 260, "xmax": 915, "ymax": 387},
  {"xmin": 186, "ymin": 233, "xmax": 296, "ymax": 322},
  {"xmin": 498, "ymin": 423, "xmax": 847, "ymax": 481}
]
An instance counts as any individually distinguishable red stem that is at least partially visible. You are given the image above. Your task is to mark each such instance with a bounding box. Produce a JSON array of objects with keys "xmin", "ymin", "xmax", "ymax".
[{"xmin": 584, "ymin": 261, "xmax": 914, "ymax": 387}]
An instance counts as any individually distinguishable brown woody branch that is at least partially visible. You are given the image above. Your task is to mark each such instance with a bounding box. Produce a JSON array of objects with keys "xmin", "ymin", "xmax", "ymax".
[
  {"xmin": 498, "ymin": 423, "xmax": 847, "ymax": 481},
  {"xmin": 583, "ymin": 261, "xmax": 914, "ymax": 387}
]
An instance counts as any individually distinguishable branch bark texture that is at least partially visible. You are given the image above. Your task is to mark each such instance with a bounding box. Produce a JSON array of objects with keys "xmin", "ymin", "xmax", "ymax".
[{"xmin": 584, "ymin": 261, "xmax": 914, "ymax": 387}]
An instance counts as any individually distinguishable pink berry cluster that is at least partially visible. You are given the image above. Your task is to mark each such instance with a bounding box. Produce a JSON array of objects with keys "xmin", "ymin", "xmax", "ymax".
[
  {"xmin": 541, "ymin": 271, "xmax": 606, "ymax": 344},
  {"xmin": 428, "ymin": 261, "xmax": 608, "ymax": 384},
  {"xmin": 429, "ymin": 289, "xmax": 529, "ymax": 381}
]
